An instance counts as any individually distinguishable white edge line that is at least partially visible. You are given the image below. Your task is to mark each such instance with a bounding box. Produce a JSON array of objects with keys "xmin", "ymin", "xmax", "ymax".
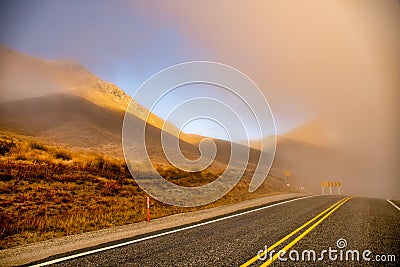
[
  {"xmin": 30, "ymin": 195, "xmax": 316, "ymax": 266},
  {"xmin": 386, "ymin": 199, "xmax": 400, "ymax": 212}
]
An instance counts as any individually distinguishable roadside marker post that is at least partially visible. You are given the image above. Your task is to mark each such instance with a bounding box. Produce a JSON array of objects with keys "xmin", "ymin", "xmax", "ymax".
[
  {"xmin": 321, "ymin": 181, "xmax": 325, "ymax": 195},
  {"xmin": 146, "ymin": 196, "xmax": 150, "ymax": 223}
]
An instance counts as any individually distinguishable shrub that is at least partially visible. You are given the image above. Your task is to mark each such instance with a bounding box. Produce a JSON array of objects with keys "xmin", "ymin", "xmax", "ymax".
[
  {"xmin": 54, "ymin": 150, "xmax": 72, "ymax": 161},
  {"xmin": 30, "ymin": 142, "xmax": 47, "ymax": 151},
  {"xmin": 0, "ymin": 139, "xmax": 15, "ymax": 156},
  {"xmin": 156, "ymin": 164, "xmax": 188, "ymax": 180},
  {"xmin": 90, "ymin": 155, "xmax": 105, "ymax": 170}
]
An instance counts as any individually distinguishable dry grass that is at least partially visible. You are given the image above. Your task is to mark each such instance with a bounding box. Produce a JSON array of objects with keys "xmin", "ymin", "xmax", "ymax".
[{"xmin": 0, "ymin": 133, "xmax": 296, "ymax": 249}]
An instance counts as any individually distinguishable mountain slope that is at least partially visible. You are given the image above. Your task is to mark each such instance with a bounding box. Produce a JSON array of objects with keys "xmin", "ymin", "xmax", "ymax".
[
  {"xmin": 0, "ymin": 45, "xmax": 126, "ymax": 109},
  {"xmin": 0, "ymin": 92, "xmax": 209, "ymax": 160},
  {"xmin": 0, "ymin": 93, "xmax": 124, "ymax": 156},
  {"xmin": 0, "ymin": 46, "xmax": 265, "ymax": 175},
  {"xmin": 0, "ymin": 45, "xmax": 184, "ymax": 157},
  {"xmin": 0, "ymin": 45, "xmax": 179, "ymax": 135}
]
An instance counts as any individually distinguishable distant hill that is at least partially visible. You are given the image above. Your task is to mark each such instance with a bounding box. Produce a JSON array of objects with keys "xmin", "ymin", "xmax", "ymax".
[
  {"xmin": 239, "ymin": 121, "xmax": 352, "ymax": 194},
  {"xmin": 272, "ymin": 135, "xmax": 349, "ymax": 193},
  {"xmin": 283, "ymin": 119, "xmax": 335, "ymax": 147},
  {"xmin": 0, "ymin": 46, "xmax": 264, "ymax": 176}
]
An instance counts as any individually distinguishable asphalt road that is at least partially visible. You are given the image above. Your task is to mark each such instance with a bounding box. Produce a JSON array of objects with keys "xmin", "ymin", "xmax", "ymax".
[{"xmin": 30, "ymin": 195, "xmax": 400, "ymax": 266}]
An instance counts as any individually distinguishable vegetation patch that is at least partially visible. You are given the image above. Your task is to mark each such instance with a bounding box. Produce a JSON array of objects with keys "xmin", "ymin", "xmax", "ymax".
[{"xmin": 0, "ymin": 133, "xmax": 296, "ymax": 249}]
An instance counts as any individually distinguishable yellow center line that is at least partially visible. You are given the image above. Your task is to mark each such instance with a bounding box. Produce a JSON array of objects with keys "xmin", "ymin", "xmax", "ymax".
[
  {"xmin": 240, "ymin": 197, "xmax": 351, "ymax": 267},
  {"xmin": 261, "ymin": 197, "xmax": 353, "ymax": 266}
]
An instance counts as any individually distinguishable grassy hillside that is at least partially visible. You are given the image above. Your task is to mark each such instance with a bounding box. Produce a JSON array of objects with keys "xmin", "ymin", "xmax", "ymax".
[{"xmin": 0, "ymin": 133, "xmax": 297, "ymax": 249}]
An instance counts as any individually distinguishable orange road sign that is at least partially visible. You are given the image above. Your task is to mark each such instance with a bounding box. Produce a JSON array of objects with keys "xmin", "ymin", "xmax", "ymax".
[{"xmin": 321, "ymin": 181, "xmax": 342, "ymax": 187}]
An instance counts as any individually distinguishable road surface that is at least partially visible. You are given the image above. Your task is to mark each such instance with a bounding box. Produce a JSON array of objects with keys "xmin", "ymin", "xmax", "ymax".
[{"xmin": 28, "ymin": 195, "xmax": 400, "ymax": 266}]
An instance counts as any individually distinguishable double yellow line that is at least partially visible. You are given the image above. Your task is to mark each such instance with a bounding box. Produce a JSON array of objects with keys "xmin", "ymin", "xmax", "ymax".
[{"xmin": 241, "ymin": 197, "xmax": 353, "ymax": 267}]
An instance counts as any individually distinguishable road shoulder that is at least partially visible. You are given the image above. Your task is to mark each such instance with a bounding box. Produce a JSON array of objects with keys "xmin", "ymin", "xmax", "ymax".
[{"xmin": 0, "ymin": 192, "xmax": 308, "ymax": 266}]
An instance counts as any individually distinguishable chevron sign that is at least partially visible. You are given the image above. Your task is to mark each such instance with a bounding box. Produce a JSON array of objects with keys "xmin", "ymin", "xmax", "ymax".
[
  {"xmin": 321, "ymin": 181, "xmax": 342, "ymax": 187},
  {"xmin": 321, "ymin": 181, "xmax": 342, "ymax": 195}
]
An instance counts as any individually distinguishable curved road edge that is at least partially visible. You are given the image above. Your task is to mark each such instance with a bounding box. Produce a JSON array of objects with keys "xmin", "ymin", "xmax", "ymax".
[{"xmin": 1, "ymin": 192, "xmax": 308, "ymax": 267}]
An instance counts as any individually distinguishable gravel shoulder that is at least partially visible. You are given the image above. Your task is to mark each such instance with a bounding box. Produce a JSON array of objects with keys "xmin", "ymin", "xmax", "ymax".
[{"xmin": 0, "ymin": 192, "xmax": 307, "ymax": 266}]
